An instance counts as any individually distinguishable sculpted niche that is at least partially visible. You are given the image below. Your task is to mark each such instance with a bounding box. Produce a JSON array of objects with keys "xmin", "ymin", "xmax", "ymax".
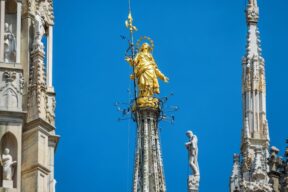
[
  {"xmin": 4, "ymin": 23, "xmax": 16, "ymax": 63},
  {"xmin": 0, "ymin": 133, "xmax": 18, "ymax": 189},
  {"xmin": 3, "ymin": 0, "xmax": 17, "ymax": 63},
  {"xmin": 1, "ymin": 148, "xmax": 16, "ymax": 181}
]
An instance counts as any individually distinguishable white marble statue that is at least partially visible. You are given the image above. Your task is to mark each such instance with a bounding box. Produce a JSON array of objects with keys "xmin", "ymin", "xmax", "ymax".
[
  {"xmin": 185, "ymin": 130, "xmax": 199, "ymax": 176},
  {"xmin": 4, "ymin": 23, "xmax": 16, "ymax": 63},
  {"xmin": 33, "ymin": 11, "xmax": 45, "ymax": 49},
  {"xmin": 1, "ymin": 148, "xmax": 17, "ymax": 181}
]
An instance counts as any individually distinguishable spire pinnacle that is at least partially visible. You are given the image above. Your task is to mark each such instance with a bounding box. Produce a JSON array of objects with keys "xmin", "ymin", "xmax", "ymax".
[
  {"xmin": 246, "ymin": 0, "xmax": 259, "ymax": 24},
  {"xmin": 248, "ymin": 0, "xmax": 258, "ymax": 6}
]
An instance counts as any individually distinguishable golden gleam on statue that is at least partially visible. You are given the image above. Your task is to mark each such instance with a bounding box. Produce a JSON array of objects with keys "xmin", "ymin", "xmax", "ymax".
[{"xmin": 125, "ymin": 42, "xmax": 169, "ymax": 109}]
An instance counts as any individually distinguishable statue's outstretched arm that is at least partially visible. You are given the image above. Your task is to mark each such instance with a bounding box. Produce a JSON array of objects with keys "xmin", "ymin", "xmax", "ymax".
[{"xmin": 155, "ymin": 68, "xmax": 169, "ymax": 82}]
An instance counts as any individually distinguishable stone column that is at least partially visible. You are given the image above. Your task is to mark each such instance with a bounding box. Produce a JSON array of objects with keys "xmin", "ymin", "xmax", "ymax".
[
  {"xmin": 0, "ymin": 0, "xmax": 5, "ymax": 62},
  {"xmin": 16, "ymin": 1, "xmax": 22, "ymax": 63},
  {"xmin": 47, "ymin": 25, "xmax": 53, "ymax": 88},
  {"xmin": 48, "ymin": 135, "xmax": 59, "ymax": 192}
]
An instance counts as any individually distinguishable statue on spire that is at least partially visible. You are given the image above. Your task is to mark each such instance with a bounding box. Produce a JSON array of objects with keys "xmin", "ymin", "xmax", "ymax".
[
  {"xmin": 125, "ymin": 41, "xmax": 169, "ymax": 108},
  {"xmin": 185, "ymin": 130, "xmax": 200, "ymax": 192}
]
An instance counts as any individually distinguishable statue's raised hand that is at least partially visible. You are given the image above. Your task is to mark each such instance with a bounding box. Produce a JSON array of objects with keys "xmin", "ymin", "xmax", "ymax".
[
  {"xmin": 130, "ymin": 74, "xmax": 135, "ymax": 80},
  {"xmin": 164, "ymin": 76, "xmax": 169, "ymax": 83},
  {"xmin": 125, "ymin": 57, "xmax": 133, "ymax": 66}
]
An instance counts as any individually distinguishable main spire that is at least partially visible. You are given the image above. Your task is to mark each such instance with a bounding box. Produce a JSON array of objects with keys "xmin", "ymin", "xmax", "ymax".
[{"xmin": 123, "ymin": 2, "xmax": 169, "ymax": 192}]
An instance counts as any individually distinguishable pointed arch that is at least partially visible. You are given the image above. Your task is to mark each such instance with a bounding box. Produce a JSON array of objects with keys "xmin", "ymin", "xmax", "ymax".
[{"xmin": 0, "ymin": 87, "xmax": 18, "ymax": 109}]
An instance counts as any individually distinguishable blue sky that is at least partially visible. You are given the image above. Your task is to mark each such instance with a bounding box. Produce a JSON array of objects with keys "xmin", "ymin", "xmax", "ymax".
[{"xmin": 52, "ymin": 0, "xmax": 288, "ymax": 191}]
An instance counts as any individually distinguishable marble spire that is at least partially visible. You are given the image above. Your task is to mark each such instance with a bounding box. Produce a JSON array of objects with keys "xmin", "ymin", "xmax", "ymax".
[{"xmin": 230, "ymin": 0, "xmax": 272, "ymax": 191}]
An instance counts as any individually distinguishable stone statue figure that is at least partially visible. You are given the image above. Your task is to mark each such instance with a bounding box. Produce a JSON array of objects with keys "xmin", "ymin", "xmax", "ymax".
[
  {"xmin": 4, "ymin": 23, "xmax": 16, "ymax": 63},
  {"xmin": 1, "ymin": 148, "xmax": 17, "ymax": 181},
  {"xmin": 126, "ymin": 43, "xmax": 169, "ymax": 98},
  {"xmin": 185, "ymin": 130, "xmax": 199, "ymax": 176},
  {"xmin": 33, "ymin": 11, "xmax": 45, "ymax": 49}
]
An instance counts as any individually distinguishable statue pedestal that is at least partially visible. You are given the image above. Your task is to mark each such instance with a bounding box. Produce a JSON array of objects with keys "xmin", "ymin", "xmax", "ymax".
[
  {"xmin": 188, "ymin": 175, "xmax": 200, "ymax": 192},
  {"xmin": 2, "ymin": 180, "xmax": 13, "ymax": 188}
]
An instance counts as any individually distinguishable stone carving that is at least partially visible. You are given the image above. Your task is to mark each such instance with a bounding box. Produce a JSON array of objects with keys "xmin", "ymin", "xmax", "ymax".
[
  {"xmin": 28, "ymin": 16, "xmax": 48, "ymax": 121},
  {"xmin": 244, "ymin": 66, "xmax": 251, "ymax": 92},
  {"xmin": 230, "ymin": 154, "xmax": 241, "ymax": 191},
  {"xmin": 4, "ymin": 23, "xmax": 16, "ymax": 63},
  {"xmin": 243, "ymin": 148, "xmax": 254, "ymax": 172},
  {"xmin": 33, "ymin": 11, "xmax": 46, "ymax": 50},
  {"xmin": 186, "ymin": 130, "xmax": 200, "ymax": 192},
  {"xmin": 259, "ymin": 68, "xmax": 266, "ymax": 93},
  {"xmin": 241, "ymin": 147, "xmax": 272, "ymax": 192},
  {"xmin": 246, "ymin": 0, "xmax": 259, "ymax": 23},
  {"xmin": 0, "ymin": 71, "xmax": 23, "ymax": 110},
  {"xmin": 186, "ymin": 130, "xmax": 199, "ymax": 176},
  {"xmin": 3, "ymin": 71, "xmax": 16, "ymax": 83},
  {"xmin": 38, "ymin": 0, "xmax": 55, "ymax": 25},
  {"xmin": 46, "ymin": 94, "xmax": 56, "ymax": 125},
  {"xmin": 1, "ymin": 148, "xmax": 16, "ymax": 188},
  {"xmin": 241, "ymin": 180, "xmax": 272, "ymax": 192}
]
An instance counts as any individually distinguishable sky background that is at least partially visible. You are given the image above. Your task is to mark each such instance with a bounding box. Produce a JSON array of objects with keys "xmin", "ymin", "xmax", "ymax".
[{"xmin": 52, "ymin": 0, "xmax": 288, "ymax": 191}]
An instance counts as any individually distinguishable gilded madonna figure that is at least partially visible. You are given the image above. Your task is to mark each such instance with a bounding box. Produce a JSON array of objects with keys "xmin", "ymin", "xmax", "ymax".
[{"xmin": 126, "ymin": 42, "xmax": 169, "ymax": 108}]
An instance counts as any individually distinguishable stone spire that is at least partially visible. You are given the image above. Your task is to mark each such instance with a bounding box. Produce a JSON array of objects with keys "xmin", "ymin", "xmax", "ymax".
[
  {"xmin": 241, "ymin": 0, "xmax": 268, "ymax": 148},
  {"xmin": 230, "ymin": 0, "xmax": 272, "ymax": 191}
]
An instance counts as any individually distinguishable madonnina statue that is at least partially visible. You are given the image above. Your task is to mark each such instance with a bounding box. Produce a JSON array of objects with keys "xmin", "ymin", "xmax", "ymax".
[{"xmin": 126, "ymin": 43, "xmax": 169, "ymax": 107}]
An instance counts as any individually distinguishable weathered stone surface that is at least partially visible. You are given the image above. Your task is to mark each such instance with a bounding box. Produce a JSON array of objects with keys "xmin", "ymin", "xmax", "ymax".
[{"xmin": 0, "ymin": 0, "xmax": 58, "ymax": 191}]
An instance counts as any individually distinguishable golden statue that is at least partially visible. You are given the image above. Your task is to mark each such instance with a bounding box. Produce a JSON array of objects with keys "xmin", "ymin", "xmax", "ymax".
[{"xmin": 126, "ymin": 42, "xmax": 169, "ymax": 108}]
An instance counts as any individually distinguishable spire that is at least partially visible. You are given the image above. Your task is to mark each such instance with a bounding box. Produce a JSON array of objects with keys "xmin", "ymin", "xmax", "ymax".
[
  {"xmin": 246, "ymin": 0, "xmax": 259, "ymax": 24},
  {"xmin": 242, "ymin": 0, "xmax": 267, "ymax": 141},
  {"xmin": 230, "ymin": 1, "xmax": 272, "ymax": 191},
  {"xmin": 245, "ymin": 0, "xmax": 262, "ymax": 59}
]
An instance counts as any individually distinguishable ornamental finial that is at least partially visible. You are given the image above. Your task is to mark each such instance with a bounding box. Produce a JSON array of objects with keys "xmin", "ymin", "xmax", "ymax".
[
  {"xmin": 246, "ymin": 0, "xmax": 259, "ymax": 24},
  {"xmin": 125, "ymin": 12, "xmax": 137, "ymax": 33}
]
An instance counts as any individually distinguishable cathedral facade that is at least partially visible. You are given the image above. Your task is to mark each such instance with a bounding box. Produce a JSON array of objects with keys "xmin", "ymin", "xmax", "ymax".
[{"xmin": 0, "ymin": 0, "xmax": 59, "ymax": 191}]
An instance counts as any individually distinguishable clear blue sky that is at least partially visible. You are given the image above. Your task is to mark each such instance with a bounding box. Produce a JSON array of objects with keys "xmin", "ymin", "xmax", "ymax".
[{"xmin": 52, "ymin": 0, "xmax": 288, "ymax": 191}]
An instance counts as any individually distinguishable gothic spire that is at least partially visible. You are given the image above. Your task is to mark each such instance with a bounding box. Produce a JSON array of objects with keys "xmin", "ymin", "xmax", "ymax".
[
  {"xmin": 230, "ymin": 1, "xmax": 272, "ymax": 191},
  {"xmin": 245, "ymin": 0, "xmax": 262, "ymax": 59},
  {"xmin": 242, "ymin": 0, "xmax": 267, "ymax": 141}
]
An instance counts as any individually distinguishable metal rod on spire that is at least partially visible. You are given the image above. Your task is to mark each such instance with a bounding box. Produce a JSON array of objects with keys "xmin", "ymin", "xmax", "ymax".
[{"xmin": 125, "ymin": 0, "xmax": 138, "ymax": 106}]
